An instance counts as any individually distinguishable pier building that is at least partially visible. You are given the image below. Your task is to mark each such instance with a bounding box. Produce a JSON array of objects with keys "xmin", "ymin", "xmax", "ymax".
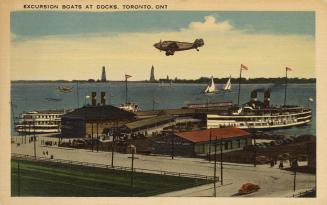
[
  {"xmin": 61, "ymin": 105, "xmax": 135, "ymax": 138},
  {"xmin": 151, "ymin": 127, "xmax": 251, "ymax": 157}
]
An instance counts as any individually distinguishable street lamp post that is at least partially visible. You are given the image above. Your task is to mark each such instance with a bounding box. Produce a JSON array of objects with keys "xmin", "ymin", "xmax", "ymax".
[
  {"xmin": 220, "ymin": 137, "xmax": 223, "ymax": 185},
  {"xmin": 128, "ymin": 145, "xmax": 138, "ymax": 196},
  {"xmin": 293, "ymin": 159, "xmax": 298, "ymax": 192},
  {"xmin": 213, "ymin": 136, "xmax": 217, "ymax": 197},
  {"xmin": 171, "ymin": 132, "xmax": 175, "ymax": 160}
]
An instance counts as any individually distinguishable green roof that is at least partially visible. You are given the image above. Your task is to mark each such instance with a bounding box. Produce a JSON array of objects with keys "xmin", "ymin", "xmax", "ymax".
[{"xmin": 125, "ymin": 115, "xmax": 175, "ymax": 130}]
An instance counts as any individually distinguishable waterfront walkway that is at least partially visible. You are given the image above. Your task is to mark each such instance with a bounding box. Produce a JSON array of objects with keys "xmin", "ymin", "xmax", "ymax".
[{"xmin": 11, "ymin": 136, "xmax": 315, "ymax": 197}]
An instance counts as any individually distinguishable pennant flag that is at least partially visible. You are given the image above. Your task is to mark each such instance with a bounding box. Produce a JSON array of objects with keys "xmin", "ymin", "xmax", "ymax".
[
  {"xmin": 308, "ymin": 97, "xmax": 314, "ymax": 102},
  {"xmin": 125, "ymin": 74, "xmax": 132, "ymax": 79},
  {"xmin": 241, "ymin": 64, "xmax": 248, "ymax": 70},
  {"xmin": 286, "ymin": 67, "xmax": 292, "ymax": 71}
]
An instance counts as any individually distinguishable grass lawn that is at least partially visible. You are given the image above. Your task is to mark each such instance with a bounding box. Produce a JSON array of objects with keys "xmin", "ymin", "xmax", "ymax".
[{"xmin": 11, "ymin": 159, "xmax": 209, "ymax": 197}]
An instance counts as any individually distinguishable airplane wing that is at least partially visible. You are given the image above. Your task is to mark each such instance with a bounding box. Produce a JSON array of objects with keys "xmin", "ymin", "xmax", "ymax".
[{"xmin": 167, "ymin": 42, "xmax": 179, "ymax": 50}]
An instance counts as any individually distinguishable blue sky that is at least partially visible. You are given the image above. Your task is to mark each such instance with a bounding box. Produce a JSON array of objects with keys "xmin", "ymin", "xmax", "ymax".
[
  {"xmin": 11, "ymin": 11, "xmax": 315, "ymax": 80},
  {"xmin": 11, "ymin": 11, "xmax": 315, "ymax": 38}
]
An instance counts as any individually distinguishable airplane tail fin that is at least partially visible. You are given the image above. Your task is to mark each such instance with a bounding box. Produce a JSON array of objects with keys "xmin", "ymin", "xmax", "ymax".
[{"xmin": 194, "ymin": 38, "xmax": 204, "ymax": 47}]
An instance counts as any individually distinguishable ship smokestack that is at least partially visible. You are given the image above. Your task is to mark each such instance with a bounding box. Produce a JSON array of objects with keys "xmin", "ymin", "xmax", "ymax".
[
  {"xmin": 100, "ymin": 92, "xmax": 106, "ymax": 105},
  {"xmin": 250, "ymin": 90, "xmax": 257, "ymax": 102},
  {"xmin": 91, "ymin": 92, "xmax": 97, "ymax": 106},
  {"xmin": 264, "ymin": 89, "xmax": 271, "ymax": 108}
]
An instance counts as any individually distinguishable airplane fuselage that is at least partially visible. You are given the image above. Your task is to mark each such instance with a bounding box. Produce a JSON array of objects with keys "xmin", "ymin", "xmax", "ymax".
[{"xmin": 153, "ymin": 39, "xmax": 204, "ymax": 56}]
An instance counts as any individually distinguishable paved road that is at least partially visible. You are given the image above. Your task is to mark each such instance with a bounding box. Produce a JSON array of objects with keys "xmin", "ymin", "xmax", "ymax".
[{"xmin": 11, "ymin": 136, "xmax": 315, "ymax": 197}]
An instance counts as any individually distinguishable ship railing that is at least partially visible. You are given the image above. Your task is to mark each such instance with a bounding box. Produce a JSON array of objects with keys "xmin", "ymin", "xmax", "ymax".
[{"xmin": 11, "ymin": 153, "xmax": 214, "ymax": 181}]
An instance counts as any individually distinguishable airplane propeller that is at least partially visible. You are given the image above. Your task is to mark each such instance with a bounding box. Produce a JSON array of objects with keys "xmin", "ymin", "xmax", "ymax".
[{"xmin": 159, "ymin": 39, "xmax": 162, "ymax": 52}]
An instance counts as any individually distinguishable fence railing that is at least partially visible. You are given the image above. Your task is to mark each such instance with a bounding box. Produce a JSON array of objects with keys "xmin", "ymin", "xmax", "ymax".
[{"xmin": 11, "ymin": 153, "xmax": 216, "ymax": 181}]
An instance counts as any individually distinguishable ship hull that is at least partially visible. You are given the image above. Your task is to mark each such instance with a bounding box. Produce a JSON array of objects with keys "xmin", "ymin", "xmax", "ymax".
[{"xmin": 207, "ymin": 109, "xmax": 312, "ymax": 130}]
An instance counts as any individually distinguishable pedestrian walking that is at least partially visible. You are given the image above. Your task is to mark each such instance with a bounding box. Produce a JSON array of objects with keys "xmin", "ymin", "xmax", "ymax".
[{"xmin": 270, "ymin": 160, "xmax": 274, "ymax": 167}]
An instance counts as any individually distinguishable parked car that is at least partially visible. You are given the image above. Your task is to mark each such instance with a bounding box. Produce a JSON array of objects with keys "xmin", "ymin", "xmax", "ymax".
[{"xmin": 238, "ymin": 183, "xmax": 260, "ymax": 195}]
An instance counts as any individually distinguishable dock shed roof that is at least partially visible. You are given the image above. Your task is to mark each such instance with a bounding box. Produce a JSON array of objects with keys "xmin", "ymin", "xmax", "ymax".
[
  {"xmin": 175, "ymin": 128, "xmax": 250, "ymax": 143},
  {"xmin": 62, "ymin": 105, "xmax": 135, "ymax": 121},
  {"xmin": 125, "ymin": 115, "xmax": 175, "ymax": 131}
]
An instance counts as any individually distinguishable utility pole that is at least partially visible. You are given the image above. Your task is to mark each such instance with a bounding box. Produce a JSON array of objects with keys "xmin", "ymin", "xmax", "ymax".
[
  {"xmin": 209, "ymin": 129, "xmax": 212, "ymax": 162},
  {"xmin": 213, "ymin": 136, "xmax": 217, "ymax": 197},
  {"xmin": 171, "ymin": 130, "xmax": 175, "ymax": 160},
  {"xmin": 111, "ymin": 135, "xmax": 115, "ymax": 167},
  {"xmin": 96, "ymin": 122, "xmax": 99, "ymax": 152},
  {"xmin": 220, "ymin": 137, "xmax": 223, "ymax": 185},
  {"xmin": 253, "ymin": 132, "xmax": 257, "ymax": 167},
  {"xmin": 91, "ymin": 122, "xmax": 94, "ymax": 152}
]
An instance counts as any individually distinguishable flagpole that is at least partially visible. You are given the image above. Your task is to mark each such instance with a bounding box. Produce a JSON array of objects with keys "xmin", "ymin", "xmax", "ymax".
[
  {"xmin": 237, "ymin": 65, "xmax": 242, "ymax": 105},
  {"xmin": 76, "ymin": 80, "xmax": 80, "ymax": 108},
  {"xmin": 125, "ymin": 76, "xmax": 128, "ymax": 104},
  {"xmin": 284, "ymin": 68, "xmax": 288, "ymax": 106}
]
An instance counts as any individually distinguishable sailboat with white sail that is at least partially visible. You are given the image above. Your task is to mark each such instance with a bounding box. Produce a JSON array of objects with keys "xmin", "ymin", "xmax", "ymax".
[
  {"xmin": 204, "ymin": 76, "xmax": 216, "ymax": 94},
  {"xmin": 222, "ymin": 75, "xmax": 232, "ymax": 91}
]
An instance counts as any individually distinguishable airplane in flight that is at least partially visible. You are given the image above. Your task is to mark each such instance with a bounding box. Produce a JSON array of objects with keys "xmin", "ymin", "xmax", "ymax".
[{"xmin": 153, "ymin": 38, "xmax": 204, "ymax": 56}]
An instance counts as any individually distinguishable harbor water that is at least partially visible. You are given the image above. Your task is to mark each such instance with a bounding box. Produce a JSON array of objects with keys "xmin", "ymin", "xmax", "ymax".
[{"xmin": 11, "ymin": 82, "xmax": 316, "ymax": 136}]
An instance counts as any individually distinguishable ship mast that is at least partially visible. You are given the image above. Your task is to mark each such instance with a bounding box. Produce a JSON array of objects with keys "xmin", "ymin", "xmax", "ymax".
[
  {"xmin": 125, "ymin": 74, "xmax": 132, "ymax": 104},
  {"xmin": 284, "ymin": 67, "xmax": 292, "ymax": 106},
  {"xmin": 76, "ymin": 80, "xmax": 80, "ymax": 108}
]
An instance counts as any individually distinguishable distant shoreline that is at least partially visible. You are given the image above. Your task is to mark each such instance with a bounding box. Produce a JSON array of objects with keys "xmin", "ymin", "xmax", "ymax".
[{"xmin": 11, "ymin": 77, "xmax": 316, "ymax": 84}]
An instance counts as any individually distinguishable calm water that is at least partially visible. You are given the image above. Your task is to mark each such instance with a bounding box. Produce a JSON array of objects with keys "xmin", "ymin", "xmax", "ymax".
[{"xmin": 11, "ymin": 82, "xmax": 316, "ymax": 136}]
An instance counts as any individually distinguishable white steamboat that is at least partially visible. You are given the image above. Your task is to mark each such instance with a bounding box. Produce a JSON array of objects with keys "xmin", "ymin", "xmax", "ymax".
[
  {"xmin": 15, "ymin": 109, "xmax": 70, "ymax": 134},
  {"xmin": 207, "ymin": 89, "xmax": 312, "ymax": 130}
]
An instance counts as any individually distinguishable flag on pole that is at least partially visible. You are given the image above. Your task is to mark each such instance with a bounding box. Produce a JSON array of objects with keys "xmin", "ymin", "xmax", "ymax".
[
  {"xmin": 286, "ymin": 67, "xmax": 292, "ymax": 71},
  {"xmin": 241, "ymin": 64, "xmax": 248, "ymax": 70},
  {"xmin": 125, "ymin": 74, "xmax": 132, "ymax": 79}
]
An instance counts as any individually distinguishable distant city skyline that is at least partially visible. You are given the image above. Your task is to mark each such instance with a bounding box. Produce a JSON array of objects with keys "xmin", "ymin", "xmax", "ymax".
[{"xmin": 11, "ymin": 11, "xmax": 315, "ymax": 80}]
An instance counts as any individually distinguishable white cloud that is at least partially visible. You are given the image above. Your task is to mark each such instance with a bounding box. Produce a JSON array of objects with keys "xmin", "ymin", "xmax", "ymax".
[
  {"xmin": 186, "ymin": 16, "xmax": 233, "ymax": 32},
  {"xmin": 11, "ymin": 16, "xmax": 314, "ymax": 80}
]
